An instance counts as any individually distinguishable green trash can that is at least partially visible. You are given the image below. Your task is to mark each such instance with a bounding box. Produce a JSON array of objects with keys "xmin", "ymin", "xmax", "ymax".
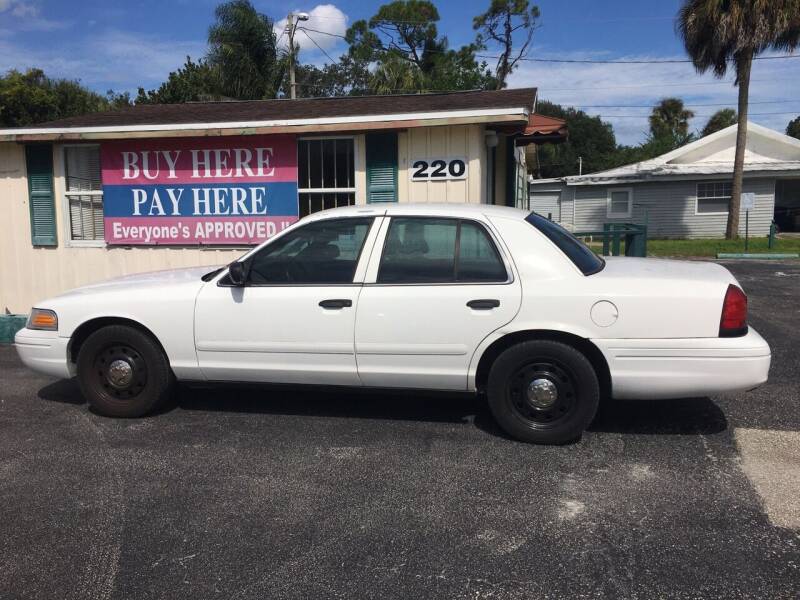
[{"xmin": 0, "ymin": 314, "xmax": 28, "ymax": 344}]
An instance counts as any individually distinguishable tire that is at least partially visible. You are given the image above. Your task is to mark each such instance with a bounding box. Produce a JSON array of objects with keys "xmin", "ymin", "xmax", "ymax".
[
  {"xmin": 487, "ymin": 340, "xmax": 599, "ymax": 444},
  {"xmin": 76, "ymin": 325, "xmax": 174, "ymax": 418}
]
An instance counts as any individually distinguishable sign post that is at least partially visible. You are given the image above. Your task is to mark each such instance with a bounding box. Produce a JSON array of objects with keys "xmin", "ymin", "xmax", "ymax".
[{"xmin": 741, "ymin": 192, "xmax": 755, "ymax": 252}]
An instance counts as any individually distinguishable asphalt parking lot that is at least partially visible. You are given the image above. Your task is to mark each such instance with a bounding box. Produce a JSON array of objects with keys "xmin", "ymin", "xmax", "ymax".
[{"xmin": 1, "ymin": 260, "xmax": 799, "ymax": 599}]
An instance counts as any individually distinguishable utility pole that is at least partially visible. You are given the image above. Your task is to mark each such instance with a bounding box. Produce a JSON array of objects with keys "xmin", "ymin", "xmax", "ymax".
[
  {"xmin": 286, "ymin": 12, "xmax": 309, "ymax": 100},
  {"xmin": 578, "ymin": 156, "xmax": 583, "ymax": 176}
]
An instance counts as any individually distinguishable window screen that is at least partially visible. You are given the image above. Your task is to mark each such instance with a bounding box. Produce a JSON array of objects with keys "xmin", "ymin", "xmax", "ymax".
[
  {"xmin": 377, "ymin": 218, "xmax": 507, "ymax": 284},
  {"xmin": 608, "ymin": 190, "xmax": 631, "ymax": 217},
  {"xmin": 64, "ymin": 146, "xmax": 104, "ymax": 241},
  {"xmin": 246, "ymin": 218, "xmax": 372, "ymax": 284},
  {"xmin": 697, "ymin": 181, "xmax": 732, "ymax": 214}
]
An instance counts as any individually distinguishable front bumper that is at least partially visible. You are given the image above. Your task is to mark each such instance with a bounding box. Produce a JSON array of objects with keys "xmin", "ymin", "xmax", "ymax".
[
  {"xmin": 14, "ymin": 328, "xmax": 72, "ymax": 379},
  {"xmin": 593, "ymin": 327, "xmax": 771, "ymax": 400}
]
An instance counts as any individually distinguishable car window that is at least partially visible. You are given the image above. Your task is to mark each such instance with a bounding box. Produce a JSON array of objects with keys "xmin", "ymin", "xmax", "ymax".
[
  {"xmin": 246, "ymin": 218, "xmax": 373, "ymax": 284},
  {"xmin": 377, "ymin": 217, "xmax": 507, "ymax": 284},
  {"xmin": 525, "ymin": 212, "xmax": 604, "ymax": 276}
]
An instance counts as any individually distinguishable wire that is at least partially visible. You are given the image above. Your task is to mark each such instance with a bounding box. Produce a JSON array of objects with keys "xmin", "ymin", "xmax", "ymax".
[
  {"xmin": 299, "ymin": 28, "xmax": 338, "ymax": 64},
  {"xmin": 295, "ymin": 27, "xmax": 800, "ymax": 65},
  {"xmin": 574, "ymin": 100, "xmax": 800, "ymax": 108}
]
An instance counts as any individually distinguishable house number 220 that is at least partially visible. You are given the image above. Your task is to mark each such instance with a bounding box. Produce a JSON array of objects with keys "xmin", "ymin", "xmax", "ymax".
[{"xmin": 410, "ymin": 158, "xmax": 468, "ymax": 181}]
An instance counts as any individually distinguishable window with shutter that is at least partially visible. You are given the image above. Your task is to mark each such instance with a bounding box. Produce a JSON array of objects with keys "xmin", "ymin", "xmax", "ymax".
[
  {"xmin": 25, "ymin": 144, "xmax": 57, "ymax": 247},
  {"xmin": 366, "ymin": 132, "xmax": 398, "ymax": 203},
  {"xmin": 64, "ymin": 145, "xmax": 104, "ymax": 242}
]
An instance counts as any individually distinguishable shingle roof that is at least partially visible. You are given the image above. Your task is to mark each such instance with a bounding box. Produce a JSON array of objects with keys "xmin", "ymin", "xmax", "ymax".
[{"xmin": 28, "ymin": 88, "xmax": 537, "ymax": 130}]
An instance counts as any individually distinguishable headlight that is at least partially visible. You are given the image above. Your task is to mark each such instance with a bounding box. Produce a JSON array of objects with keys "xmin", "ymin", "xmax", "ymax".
[{"xmin": 27, "ymin": 308, "xmax": 58, "ymax": 331}]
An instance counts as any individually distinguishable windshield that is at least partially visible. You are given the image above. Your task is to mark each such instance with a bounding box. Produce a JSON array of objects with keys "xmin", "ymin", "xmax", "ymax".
[{"xmin": 525, "ymin": 212, "xmax": 605, "ymax": 276}]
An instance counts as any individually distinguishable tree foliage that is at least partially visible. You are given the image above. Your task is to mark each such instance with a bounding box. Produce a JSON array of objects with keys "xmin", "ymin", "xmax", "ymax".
[
  {"xmin": 787, "ymin": 116, "xmax": 800, "ymax": 140},
  {"xmin": 345, "ymin": 0, "xmax": 495, "ymax": 93},
  {"xmin": 136, "ymin": 57, "xmax": 221, "ymax": 104},
  {"xmin": 0, "ymin": 68, "xmax": 113, "ymax": 127},
  {"xmin": 473, "ymin": 0, "xmax": 539, "ymax": 89},
  {"xmin": 649, "ymin": 97, "xmax": 695, "ymax": 145},
  {"xmin": 534, "ymin": 100, "xmax": 618, "ymax": 178},
  {"xmin": 207, "ymin": 0, "xmax": 280, "ymax": 99},
  {"xmin": 701, "ymin": 108, "xmax": 737, "ymax": 136}
]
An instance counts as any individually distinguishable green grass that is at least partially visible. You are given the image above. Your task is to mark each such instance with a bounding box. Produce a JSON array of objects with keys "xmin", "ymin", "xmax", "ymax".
[{"xmin": 646, "ymin": 237, "xmax": 800, "ymax": 258}]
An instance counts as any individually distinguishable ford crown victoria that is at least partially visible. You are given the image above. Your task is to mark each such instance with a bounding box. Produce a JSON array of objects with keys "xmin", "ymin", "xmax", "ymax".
[{"xmin": 15, "ymin": 204, "xmax": 771, "ymax": 444}]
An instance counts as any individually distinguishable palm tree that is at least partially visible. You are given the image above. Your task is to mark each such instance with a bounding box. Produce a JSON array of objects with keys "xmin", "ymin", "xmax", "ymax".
[
  {"xmin": 207, "ymin": 0, "xmax": 279, "ymax": 100},
  {"xmin": 702, "ymin": 108, "xmax": 738, "ymax": 137},
  {"xmin": 649, "ymin": 97, "xmax": 695, "ymax": 145},
  {"xmin": 677, "ymin": 0, "xmax": 800, "ymax": 239}
]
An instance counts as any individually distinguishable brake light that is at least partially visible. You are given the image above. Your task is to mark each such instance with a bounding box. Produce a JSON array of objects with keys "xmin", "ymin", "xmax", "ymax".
[{"xmin": 719, "ymin": 284, "xmax": 747, "ymax": 337}]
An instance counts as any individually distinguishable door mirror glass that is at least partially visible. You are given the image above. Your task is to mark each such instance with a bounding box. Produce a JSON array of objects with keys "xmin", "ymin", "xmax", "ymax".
[{"xmin": 228, "ymin": 261, "xmax": 247, "ymax": 286}]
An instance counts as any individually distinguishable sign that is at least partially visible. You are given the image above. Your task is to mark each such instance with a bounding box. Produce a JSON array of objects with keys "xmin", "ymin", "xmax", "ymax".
[
  {"xmin": 410, "ymin": 157, "xmax": 468, "ymax": 181},
  {"xmin": 742, "ymin": 192, "xmax": 755, "ymax": 212},
  {"xmin": 101, "ymin": 135, "xmax": 299, "ymax": 245}
]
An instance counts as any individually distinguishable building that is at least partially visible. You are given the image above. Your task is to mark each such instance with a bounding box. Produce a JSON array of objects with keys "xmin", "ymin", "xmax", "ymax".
[
  {"xmin": 529, "ymin": 122, "xmax": 800, "ymax": 238},
  {"xmin": 0, "ymin": 88, "xmax": 567, "ymax": 313}
]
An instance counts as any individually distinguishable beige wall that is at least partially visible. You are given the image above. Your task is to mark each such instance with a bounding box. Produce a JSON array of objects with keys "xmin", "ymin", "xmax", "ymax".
[
  {"xmin": 1, "ymin": 124, "xmax": 498, "ymax": 313},
  {"xmin": 397, "ymin": 124, "xmax": 485, "ymax": 204},
  {"xmin": 0, "ymin": 142, "xmax": 241, "ymax": 313}
]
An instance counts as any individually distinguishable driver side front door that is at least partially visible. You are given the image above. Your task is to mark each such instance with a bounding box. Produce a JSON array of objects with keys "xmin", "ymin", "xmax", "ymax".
[{"xmin": 194, "ymin": 216, "xmax": 381, "ymax": 385}]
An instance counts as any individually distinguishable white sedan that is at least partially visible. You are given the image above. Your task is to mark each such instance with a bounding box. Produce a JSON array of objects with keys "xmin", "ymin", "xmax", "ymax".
[{"xmin": 15, "ymin": 204, "xmax": 771, "ymax": 444}]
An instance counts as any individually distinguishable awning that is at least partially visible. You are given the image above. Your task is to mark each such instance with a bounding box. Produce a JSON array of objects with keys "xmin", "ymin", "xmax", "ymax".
[{"xmin": 515, "ymin": 113, "xmax": 568, "ymax": 145}]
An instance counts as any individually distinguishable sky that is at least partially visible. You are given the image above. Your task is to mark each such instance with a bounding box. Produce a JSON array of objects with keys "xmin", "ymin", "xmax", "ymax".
[{"xmin": 0, "ymin": 0, "xmax": 798, "ymax": 144}]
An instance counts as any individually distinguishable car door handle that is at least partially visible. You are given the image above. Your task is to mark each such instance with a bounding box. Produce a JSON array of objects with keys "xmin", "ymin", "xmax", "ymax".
[
  {"xmin": 319, "ymin": 299, "xmax": 353, "ymax": 309},
  {"xmin": 467, "ymin": 299, "xmax": 500, "ymax": 310}
]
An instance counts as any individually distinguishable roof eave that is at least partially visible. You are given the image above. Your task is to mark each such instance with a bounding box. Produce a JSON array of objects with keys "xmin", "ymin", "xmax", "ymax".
[{"xmin": 0, "ymin": 107, "xmax": 530, "ymax": 142}]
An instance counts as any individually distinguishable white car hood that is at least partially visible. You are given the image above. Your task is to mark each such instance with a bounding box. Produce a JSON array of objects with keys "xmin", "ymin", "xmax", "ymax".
[{"xmin": 54, "ymin": 265, "xmax": 222, "ymax": 298}]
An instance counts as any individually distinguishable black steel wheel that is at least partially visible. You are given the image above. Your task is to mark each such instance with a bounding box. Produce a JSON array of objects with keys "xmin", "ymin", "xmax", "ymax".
[
  {"xmin": 487, "ymin": 340, "xmax": 599, "ymax": 444},
  {"xmin": 77, "ymin": 325, "xmax": 173, "ymax": 418}
]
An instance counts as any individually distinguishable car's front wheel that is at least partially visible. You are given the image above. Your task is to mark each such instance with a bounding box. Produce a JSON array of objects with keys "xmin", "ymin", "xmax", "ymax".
[
  {"xmin": 487, "ymin": 340, "xmax": 600, "ymax": 444},
  {"xmin": 76, "ymin": 325, "xmax": 173, "ymax": 417}
]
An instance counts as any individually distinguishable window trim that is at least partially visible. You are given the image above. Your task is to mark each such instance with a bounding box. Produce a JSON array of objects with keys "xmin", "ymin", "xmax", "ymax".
[
  {"xmin": 369, "ymin": 216, "xmax": 514, "ymax": 286},
  {"xmin": 695, "ymin": 180, "xmax": 732, "ymax": 216},
  {"xmin": 296, "ymin": 135, "xmax": 358, "ymax": 196},
  {"xmin": 60, "ymin": 143, "xmax": 106, "ymax": 248},
  {"xmin": 606, "ymin": 187, "xmax": 633, "ymax": 219},
  {"xmin": 217, "ymin": 216, "xmax": 377, "ymax": 288}
]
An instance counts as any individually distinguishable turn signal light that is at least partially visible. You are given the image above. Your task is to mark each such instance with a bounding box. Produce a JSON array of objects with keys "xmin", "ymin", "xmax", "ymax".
[
  {"xmin": 719, "ymin": 284, "xmax": 747, "ymax": 337},
  {"xmin": 28, "ymin": 308, "xmax": 58, "ymax": 331}
]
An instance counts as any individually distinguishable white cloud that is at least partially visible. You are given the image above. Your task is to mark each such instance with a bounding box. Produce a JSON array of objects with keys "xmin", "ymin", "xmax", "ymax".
[
  {"xmin": 507, "ymin": 50, "xmax": 800, "ymax": 144},
  {"xmin": 273, "ymin": 4, "xmax": 348, "ymax": 60},
  {"xmin": 10, "ymin": 1, "xmax": 37, "ymax": 17},
  {"xmin": 0, "ymin": 1, "xmax": 69, "ymax": 31}
]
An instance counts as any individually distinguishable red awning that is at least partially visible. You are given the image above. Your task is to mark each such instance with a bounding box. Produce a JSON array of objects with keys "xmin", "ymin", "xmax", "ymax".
[{"xmin": 516, "ymin": 113, "xmax": 568, "ymax": 145}]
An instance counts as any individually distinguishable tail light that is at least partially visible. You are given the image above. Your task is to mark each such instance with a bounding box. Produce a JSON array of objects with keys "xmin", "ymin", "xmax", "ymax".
[{"xmin": 719, "ymin": 284, "xmax": 748, "ymax": 337}]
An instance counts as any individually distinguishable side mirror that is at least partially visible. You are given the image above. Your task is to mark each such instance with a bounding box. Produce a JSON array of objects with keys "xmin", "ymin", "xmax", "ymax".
[{"xmin": 228, "ymin": 261, "xmax": 247, "ymax": 286}]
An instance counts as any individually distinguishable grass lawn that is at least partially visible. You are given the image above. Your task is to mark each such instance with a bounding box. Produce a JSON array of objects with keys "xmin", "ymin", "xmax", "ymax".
[{"xmin": 646, "ymin": 237, "xmax": 800, "ymax": 258}]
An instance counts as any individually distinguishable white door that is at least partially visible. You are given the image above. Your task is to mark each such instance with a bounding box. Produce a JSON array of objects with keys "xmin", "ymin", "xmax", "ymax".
[
  {"xmin": 194, "ymin": 216, "xmax": 379, "ymax": 385},
  {"xmin": 355, "ymin": 216, "xmax": 522, "ymax": 390}
]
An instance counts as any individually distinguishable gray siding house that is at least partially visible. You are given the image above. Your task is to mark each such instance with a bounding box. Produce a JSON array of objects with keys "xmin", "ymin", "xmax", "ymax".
[{"xmin": 529, "ymin": 122, "xmax": 800, "ymax": 238}]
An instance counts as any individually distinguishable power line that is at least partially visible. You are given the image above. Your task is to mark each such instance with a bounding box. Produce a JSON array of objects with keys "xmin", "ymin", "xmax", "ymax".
[
  {"xmin": 294, "ymin": 26, "xmax": 800, "ymax": 66},
  {"xmin": 574, "ymin": 100, "xmax": 800, "ymax": 108},
  {"xmin": 299, "ymin": 28, "xmax": 338, "ymax": 64}
]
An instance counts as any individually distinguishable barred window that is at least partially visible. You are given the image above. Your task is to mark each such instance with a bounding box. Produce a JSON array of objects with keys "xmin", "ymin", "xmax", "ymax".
[
  {"xmin": 697, "ymin": 181, "xmax": 731, "ymax": 214},
  {"xmin": 64, "ymin": 146, "xmax": 104, "ymax": 241},
  {"xmin": 297, "ymin": 138, "xmax": 356, "ymax": 218}
]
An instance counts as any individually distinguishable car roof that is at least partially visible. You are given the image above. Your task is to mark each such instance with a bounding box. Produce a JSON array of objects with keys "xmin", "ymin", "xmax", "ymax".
[{"xmin": 306, "ymin": 203, "xmax": 530, "ymax": 221}]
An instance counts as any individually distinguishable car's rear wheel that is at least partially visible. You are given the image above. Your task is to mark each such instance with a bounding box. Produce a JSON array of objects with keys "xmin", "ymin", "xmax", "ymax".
[
  {"xmin": 76, "ymin": 325, "xmax": 173, "ymax": 418},
  {"xmin": 487, "ymin": 340, "xmax": 599, "ymax": 444}
]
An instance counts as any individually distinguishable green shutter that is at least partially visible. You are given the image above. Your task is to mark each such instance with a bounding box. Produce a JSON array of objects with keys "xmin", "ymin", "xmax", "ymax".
[
  {"xmin": 25, "ymin": 144, "xmax": 57, "ymax": 246},
  {"xmin": 366, "ymin": 132, "xmax": 398, "ymax": 203}
]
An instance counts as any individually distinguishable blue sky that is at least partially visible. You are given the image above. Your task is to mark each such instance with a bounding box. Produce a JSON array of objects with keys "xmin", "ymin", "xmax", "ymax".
[{"xmin": 1, "ymin": 0, "xmax": 798, "ymax": 144}]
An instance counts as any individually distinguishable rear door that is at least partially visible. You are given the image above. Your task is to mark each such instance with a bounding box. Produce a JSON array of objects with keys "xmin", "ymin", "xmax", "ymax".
[{"xmin": 354, "ymin": 216, "xmax": 522, "ymax": 390}]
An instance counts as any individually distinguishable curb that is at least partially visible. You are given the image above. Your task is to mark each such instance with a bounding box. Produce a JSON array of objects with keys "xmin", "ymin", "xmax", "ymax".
[{"xmin": 716, "ymin": 253, "xmax": 800, "ymax": 259}]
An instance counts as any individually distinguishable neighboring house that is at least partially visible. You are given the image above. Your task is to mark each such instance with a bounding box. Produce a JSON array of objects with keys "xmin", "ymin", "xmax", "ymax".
[{"xmin": 529, "ymin": 122, "xmax": 800, "ymax": 238}]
